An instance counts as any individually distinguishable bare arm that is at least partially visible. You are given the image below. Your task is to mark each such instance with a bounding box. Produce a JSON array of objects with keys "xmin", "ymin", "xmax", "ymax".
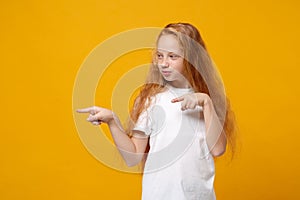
[
  {"xmin": 76, "ymin": 106, "xmax": 149, "ymax": 166},
  {"xmin": 201, "ymin": 96, "xmax": 227, "ymax": 157}
]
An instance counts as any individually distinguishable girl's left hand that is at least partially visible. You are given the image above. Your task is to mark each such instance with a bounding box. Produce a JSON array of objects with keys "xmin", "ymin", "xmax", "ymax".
[{"xmin": 171, "ymin": 93, "xmax": 211, "ymax": 111}]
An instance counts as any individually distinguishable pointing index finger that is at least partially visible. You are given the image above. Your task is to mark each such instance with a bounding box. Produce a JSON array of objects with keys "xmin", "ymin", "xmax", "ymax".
[
  {"xmin": 76, "ymin": 107, "xmax": 93, "ymax": 113},
  {"xmin": 171, "ymin": 96, "xmax": 184, "ymax": 103}
]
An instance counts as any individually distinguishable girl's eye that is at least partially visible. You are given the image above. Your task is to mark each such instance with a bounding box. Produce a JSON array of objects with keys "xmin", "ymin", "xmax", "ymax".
[
  {"xmin": 157, "ymin": 53, "xmax": 163, "ymax": 59},
  {"xmin": 169, "ymin": 54, "xmax": 179, "ymax": 60}
]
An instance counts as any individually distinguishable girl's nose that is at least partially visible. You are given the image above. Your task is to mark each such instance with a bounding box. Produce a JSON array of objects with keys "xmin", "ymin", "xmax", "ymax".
[{"xmin": 161, "ymin": 58, "xmax": 169, "ymax": 68}]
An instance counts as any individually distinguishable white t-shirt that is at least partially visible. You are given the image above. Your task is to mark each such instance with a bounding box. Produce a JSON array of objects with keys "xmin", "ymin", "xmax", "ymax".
[{"xmin": 133, "ymin": 85, "xmax": 216, "ymax": 200}]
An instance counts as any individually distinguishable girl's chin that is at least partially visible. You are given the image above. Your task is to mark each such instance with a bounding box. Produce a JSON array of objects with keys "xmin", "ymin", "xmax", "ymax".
[{"xmin": 162, "ymin": 76, "xmax": 174, "ymax": 81}]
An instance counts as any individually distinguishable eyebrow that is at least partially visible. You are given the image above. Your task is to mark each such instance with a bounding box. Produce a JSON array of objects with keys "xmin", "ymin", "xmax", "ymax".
[{"xmin": 156, "ymin": 50, "xmax": 178, "ymax": 54}]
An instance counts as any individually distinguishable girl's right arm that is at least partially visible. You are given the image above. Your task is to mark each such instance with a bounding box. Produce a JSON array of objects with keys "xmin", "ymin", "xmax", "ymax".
[{"xmin": 76, "ymin": 106, "xmax": 149, "ymax": 167}]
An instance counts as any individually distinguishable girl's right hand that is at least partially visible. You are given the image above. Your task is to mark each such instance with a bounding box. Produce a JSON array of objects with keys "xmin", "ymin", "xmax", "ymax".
[{"xmin": 76, "ymin": 106, "xmax": 114, "ymax": 126}]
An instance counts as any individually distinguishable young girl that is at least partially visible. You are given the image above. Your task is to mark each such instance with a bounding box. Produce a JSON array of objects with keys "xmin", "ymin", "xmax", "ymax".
[{"xmin": 77, "ymin": 22, "xmax": 236, "ymax": 200}]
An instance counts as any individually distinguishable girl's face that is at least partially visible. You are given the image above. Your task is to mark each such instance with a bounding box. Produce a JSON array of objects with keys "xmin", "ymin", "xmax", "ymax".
[{"xmin": 156, "ymin": 34, "xmax": 188, "ymax": 88}]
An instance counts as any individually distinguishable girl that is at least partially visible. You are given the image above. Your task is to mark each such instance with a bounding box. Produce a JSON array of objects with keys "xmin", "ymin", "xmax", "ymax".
[{"xmin": 77, "ymin": 22, "xmax": 236, "ymax": 200}]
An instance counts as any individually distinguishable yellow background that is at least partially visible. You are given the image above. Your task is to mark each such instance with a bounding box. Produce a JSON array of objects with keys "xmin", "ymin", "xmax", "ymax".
[{"xmin": 1, "ymin": 0, "xmax": 299, "ymax": 199}]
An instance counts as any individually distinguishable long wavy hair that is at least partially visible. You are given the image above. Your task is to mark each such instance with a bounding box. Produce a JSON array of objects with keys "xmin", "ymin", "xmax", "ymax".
[{"xmin": 127, "ymin": 22, "xmax": 237, "ymax": 157}]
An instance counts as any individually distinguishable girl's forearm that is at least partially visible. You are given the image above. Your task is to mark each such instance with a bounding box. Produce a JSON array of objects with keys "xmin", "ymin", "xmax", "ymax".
[
  {"xmin": 203, "ymin": 99, "xmax": 227, "ymax": 157},
  {"xmin": 108, "ymin": 119, "xmax": 136, "ymax": 153},
  {"xmin": 107, "ymin": 119, "xmax": 145, "ymax": 166}
]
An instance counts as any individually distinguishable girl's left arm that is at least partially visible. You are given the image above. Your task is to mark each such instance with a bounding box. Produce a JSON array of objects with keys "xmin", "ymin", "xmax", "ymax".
[
  {"xmin": 200, "ymin": 94, "xmax": 227, "ymax": 157},
  {"xmin": 172, "ymin": 93, "xmax": 227, "ymax": 157}
]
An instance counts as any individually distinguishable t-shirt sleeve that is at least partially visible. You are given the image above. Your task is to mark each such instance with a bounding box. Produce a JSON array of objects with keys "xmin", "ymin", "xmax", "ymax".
[
  {"xmin": 132, "ymin": 98, "xmax": 154, "ymax": 136},
  {"xmin": 132, "ymin": 108, "xmax": 153, "ymax": 136}
]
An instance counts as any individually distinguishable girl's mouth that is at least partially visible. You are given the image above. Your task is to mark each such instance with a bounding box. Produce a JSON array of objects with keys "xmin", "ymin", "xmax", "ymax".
[{"xmin": 161, "ymin": 70, "xmax": 172, "ymax": 76}]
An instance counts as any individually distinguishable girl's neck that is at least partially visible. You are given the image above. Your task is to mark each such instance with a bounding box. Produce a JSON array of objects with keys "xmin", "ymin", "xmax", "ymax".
[{"xmin": 166, "ymin": 80, "xmax": 191, "ymax": 89}]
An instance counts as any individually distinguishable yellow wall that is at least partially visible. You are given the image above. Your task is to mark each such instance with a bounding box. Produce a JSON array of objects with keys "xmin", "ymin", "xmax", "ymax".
[{"xmin": 1, "ymin": 0, "xmax": 300, "ymax": 199}]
